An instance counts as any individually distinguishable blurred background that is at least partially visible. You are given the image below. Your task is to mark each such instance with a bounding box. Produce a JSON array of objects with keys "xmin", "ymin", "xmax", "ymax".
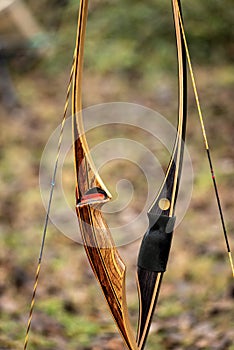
[{"xmin": 0, "ymin": 0, "xmax": 233, "ymax": 349}]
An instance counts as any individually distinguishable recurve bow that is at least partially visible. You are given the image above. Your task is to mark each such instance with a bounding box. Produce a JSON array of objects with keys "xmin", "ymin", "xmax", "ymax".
[
  {"xmin": 136, "ymin": 1, "xmax": 187, "ymax": 349},
  {"xmin": 71, "ymin": 0, "xmax": 137, "ymax": 349}
]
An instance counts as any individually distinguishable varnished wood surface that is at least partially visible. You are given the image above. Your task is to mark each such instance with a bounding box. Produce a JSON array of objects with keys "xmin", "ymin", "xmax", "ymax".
[
  {"xmin": 71, "ymin": 0, "xmax": 138, "ymax": 348},
  {"xmin": 76, "ymin": 204, "xmax": 138, "ymax": 350},
  {"xmin": 136, "ymin": 1, "xmax": 187, "ymax": 348},
  {"xmin": 136, "ymin": 269, "xmax": 163, "ymax": 349}
]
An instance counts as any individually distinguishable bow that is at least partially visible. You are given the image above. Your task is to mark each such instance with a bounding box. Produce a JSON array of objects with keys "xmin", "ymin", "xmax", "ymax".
[
  {"xmin": 72, "ymin": 0, "xmax": 188, "ymax": 349},
  {"xmin": 24, "ymin": 0, "xmax": 233, "ymax": 349},
  {"xmin": 136, "ymin": 1, "xmax": 187, "ymax": 348},
  {"xmin": 71, "ymin": 1, "xmax": 137, "ymax": 349}
]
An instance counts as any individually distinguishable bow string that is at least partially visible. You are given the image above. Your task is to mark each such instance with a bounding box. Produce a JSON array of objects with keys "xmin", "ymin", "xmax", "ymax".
[{"xmin": 23, "ymin": 1, "xmax": 233, "ymax": 349}]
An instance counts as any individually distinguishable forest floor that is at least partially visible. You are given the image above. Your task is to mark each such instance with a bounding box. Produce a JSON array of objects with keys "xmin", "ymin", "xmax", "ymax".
[{"xmin": 0, "ymin": 56, "xmax": 234, "ymax": 350}]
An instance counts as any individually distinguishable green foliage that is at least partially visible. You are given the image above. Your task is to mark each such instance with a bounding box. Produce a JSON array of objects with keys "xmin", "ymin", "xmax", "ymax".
[
  {"xmin": 38, "ymin": 298, "xmax": 103, "ymax": 346},
  {"xmin": 158, "ymin": 299, "xmax": 184, "ymax": 319},
  {"xmin": 26, "ymin": 0, "xmax": 234, "ymax": 77},
  {"xmin": 184, "ymin": 0, "xmax": 234, "ymax": 63}
]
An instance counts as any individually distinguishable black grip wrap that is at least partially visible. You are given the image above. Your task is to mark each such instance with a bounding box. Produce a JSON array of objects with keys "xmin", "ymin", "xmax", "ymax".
[{"xmin": 137, "ymin": 214, "xmax": 176, "ymax": 272}]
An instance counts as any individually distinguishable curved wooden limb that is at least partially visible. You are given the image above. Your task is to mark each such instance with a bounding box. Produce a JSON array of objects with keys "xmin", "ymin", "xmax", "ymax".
[
  {"xmin": 136, "ymin": 0, "xmax": 187, "ymax": 348},
  {"xmin": 72, "ymin": 0, "xmax": 138, "ymax": 348},
  {"xmin": 76, "ymin": 204, "xmax": 138, "ymax": 350}
]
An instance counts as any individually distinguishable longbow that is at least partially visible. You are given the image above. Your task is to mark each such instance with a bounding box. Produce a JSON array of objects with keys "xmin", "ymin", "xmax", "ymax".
[
  {"xmin": 24, "ymin": 0, "xmax": 233, "ymax": 349},
  {"xmin": 136, "ymin": 0, "xmax": 187, "ymax": 348},
  {"xmin": 71, "ymin": 0, "xmax": 137, "ymax": 349}
]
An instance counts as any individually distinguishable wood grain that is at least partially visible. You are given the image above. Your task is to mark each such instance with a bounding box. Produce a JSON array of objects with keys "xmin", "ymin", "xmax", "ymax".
[{"xmin": 76, "ymin": 203, "xmax": 138, "ymax": 350}]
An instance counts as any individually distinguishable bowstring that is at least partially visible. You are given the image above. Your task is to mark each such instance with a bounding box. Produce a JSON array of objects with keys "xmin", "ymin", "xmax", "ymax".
[
  {"xmin": 23, "ymin": 55, "xmax": 76, "ymax": 350},
  {"xmin": 175, "ymin": 0, "xmax": 234, "ymax": 278},
  {"xmin": 23, "ymin": 3, "xmax": 233, "ymax": 348}
]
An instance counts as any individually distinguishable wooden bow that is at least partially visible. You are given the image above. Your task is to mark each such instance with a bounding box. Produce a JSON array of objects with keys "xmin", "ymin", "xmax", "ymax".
[
  {"xmin": 24, "ymin": 1, "xmax": 233, "ymax": 349},
  {"xmin": 136, "ymin": 0, "xmax": 187, "ymax": 348},
  {"xmin": 71, "ymin": 1, "xmax": 137, "ymax": 349}
]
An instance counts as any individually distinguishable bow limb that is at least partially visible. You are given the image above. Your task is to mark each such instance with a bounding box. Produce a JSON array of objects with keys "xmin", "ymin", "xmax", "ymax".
[
  {"xmin": 136, "ymin": 1, "xmax": 187, "ymax": 349},
  {"xmin": 71, "ymin": 1, "xmax": 138, "ymax": 349}
]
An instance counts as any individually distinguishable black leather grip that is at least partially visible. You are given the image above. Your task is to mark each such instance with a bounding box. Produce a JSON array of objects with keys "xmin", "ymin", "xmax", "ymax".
[{"xmin": 137, "ymin": 214, "xmax": 176, "ymax": 272}]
